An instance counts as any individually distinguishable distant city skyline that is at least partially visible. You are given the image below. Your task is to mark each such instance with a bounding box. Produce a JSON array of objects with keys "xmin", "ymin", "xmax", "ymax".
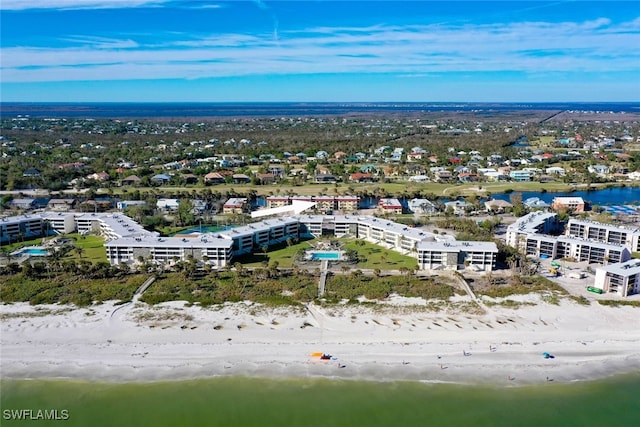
[{"xmin": 1, "ymin": 1, "xmax": 639, "ymax": 102}]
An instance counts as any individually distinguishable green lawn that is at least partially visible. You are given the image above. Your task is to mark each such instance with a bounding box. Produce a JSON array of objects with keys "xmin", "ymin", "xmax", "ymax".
[
  {"xmin": 63, "ymin": 234, "xmax": 108, "ymax": 263},
  {"xmin": 237, "ymin": 238, "xmax": 314, "ymax": 268},
  {"xmin": 238, "ymin": 237, "xmax": 418, "ymax": 270},
  {"xmin": 342, "ymin": 240, "xmax": 418, "ymax": 270},
  {"xmin": 0, "ymin": 237, "xmax": 47, "ymax": 253}
]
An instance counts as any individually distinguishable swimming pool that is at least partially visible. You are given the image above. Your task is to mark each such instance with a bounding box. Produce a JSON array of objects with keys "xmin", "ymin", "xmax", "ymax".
[
  {"xmin": 309, "ymin": 251, "xmax": 341, "ymax": 260},
  {"xmin": 12, "ymin": 247, "xmax": 50, "ymax": 257}
]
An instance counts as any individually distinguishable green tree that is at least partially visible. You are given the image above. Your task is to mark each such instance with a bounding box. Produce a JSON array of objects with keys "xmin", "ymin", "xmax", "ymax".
[{"xmin": 177, "ymin": 199, "xmax": 195, "ymax": 227}]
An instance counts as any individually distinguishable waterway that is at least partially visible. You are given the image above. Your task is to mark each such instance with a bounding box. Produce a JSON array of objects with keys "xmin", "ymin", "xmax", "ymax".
[{"xmin": 490, "ymin": 186, "xmax": 640, "ymax": 206}]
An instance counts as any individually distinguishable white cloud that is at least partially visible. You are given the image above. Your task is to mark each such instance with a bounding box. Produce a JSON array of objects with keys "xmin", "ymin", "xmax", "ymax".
[
  {"xmin": 0, "ymin": 0, "xmax": 170, "ymax": 10},
  {"xmin": 2, "ymin": 17, "xmax": 639, "ymax": 82}
]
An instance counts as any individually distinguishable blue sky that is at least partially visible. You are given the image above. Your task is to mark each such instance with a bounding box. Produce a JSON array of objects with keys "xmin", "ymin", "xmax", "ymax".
[{"xmin": 1, "ymin": 1, "xmax": 639, "ymax": 102}]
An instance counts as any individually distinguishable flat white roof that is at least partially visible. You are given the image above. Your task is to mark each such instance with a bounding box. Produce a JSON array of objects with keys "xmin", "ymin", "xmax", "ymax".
[
  {"xmin": 597, "ymin": 259, "xmax": 640, "ymax": 277},
  {"xmin": 507, "ymin": 211, "xmax": 557, "ymax": 234},
  {"xmin": 417, "ymin": 240, "xmax": 498, "ymax": 252},
  {"xmin": 557, "ymin": 235, "xmax": 629, "ymax": 251},
  {"xmin": 568, "ymin": 218, "xmax": 640, "ymax": 234},
  {"xmin": 0, "ymin": 214, "xmax": 43, "ymax": 226},
  {"xmin": 106, "ymin": 234, "xmax": 233, "ymax": 249}
]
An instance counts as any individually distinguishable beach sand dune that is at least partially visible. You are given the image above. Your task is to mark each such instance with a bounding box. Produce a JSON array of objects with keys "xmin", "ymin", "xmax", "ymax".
[{"xmin": 2, "ymin": 296, "xmax": 639, "ymax": 385}]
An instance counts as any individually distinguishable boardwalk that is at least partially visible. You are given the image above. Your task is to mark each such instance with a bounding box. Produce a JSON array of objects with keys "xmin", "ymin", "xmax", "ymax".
[{"xmin": 318, "ymin": 260, "xmax": 329, "ymax": 297}]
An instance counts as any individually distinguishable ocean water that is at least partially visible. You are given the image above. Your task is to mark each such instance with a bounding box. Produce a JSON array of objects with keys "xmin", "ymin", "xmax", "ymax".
[
  {"xmin": 0, "ymin": 102, "xmax": 637, "ymax": 118},
  {"xmin": 2, "ymin": 374, "xmax": 640, "ymax": 427}
]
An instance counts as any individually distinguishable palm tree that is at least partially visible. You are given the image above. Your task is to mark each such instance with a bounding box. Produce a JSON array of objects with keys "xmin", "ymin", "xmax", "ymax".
[
  {"xmin": 0, "ymin": 246, "xmax": 11, "ymax": 264},
  {"xmin": 74, "ymin": 246, "xmax": 85, "ymax": 260}
]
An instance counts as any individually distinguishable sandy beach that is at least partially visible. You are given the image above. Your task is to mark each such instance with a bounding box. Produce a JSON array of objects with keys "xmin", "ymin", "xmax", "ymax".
[{"xmin": 2, "ymin": 294, "xmax": 639, "ymax": 386}]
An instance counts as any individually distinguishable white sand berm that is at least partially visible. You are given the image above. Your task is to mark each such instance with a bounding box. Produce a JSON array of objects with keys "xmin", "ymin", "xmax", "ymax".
[{"xmin": 2, "ymin": 294, "xmax": 639, "ymax": 386}]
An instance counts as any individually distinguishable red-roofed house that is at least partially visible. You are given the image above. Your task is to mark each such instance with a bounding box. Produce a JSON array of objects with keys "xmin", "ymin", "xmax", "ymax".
[{"xmin": 349, "ymin": 172, "xmax": 374, "ymax": 183}]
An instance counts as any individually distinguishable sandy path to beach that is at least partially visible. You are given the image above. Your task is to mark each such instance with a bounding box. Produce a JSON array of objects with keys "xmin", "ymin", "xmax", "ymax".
[{"xmin": 2, "ymin": 294, "xmax": 639, "ymax": 385}]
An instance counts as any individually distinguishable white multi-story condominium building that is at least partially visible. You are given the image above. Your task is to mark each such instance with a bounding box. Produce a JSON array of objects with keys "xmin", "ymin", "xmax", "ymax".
[
  {"xmin": 220, "ymin": 217, "xmax": 300, "ymax": 256},
  {"xmin": 73, "ymin": 213, "xmax": 150, "ymax": 241},
  {"xmin": 506, "ymin": 211, "xmax": 561, "ymax": 248},
  {"xmin": 0, "ymin": 215, "xmax": 45, "ymax": 244},
  {"xmin": 39, "ymin": 212, "xmax": 76, "ymax": 234},
  {"xmin": 524, "ymin": 234, "xmax": 631, "ymax": 264},
  {"xmin": 566, "ymin": 219, "xmax": 640, "ymax": 252},
  {"xmin": 7, "ymin": 210, "xmax": 498, "ymax": 272},
  {"xmin": 292, "ymin": 215, "xmax": 498, "ymax": 271},
  {"xmin": 594, "ymin": 259, "xmax": 640, "ymax": 297},
  {"xmin": 108, "ymin": 214, "xmax": 497, "ymax": 271},
  {"xmin": 417, "ymin": 241, "xmax": 498, "ymax": 272},
  {"xmin": 106, "ymin": 234, "xmax": 233, "ymax": 268},
  {"xmin": 266, "ymin": 195, "xmax": 361, "ymax": 212}
]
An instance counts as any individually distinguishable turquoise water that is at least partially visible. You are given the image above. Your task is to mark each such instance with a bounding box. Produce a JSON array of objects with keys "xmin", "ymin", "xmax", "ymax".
[
  {"xmin": 11, "ymin": 247, "xmax": 49, "ymax": 257},
  {"xmin": 2, "ymin": 375, "xmax": 640, "ymax": 427},
  {"xmin": 311, "ymin": 251, "xmax": 341, "ymax": 260}
]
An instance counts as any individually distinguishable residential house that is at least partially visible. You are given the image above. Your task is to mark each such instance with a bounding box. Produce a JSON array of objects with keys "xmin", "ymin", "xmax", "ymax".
[
  {"xmin": 151, "ymin": 174, "xmax": 171, "ymax": 185},
  {"xmin": 445, "ymin": 200, "xmax": 471, "ymax": 215},
  {"xmin": 232, "ymin": 174, "xmax": 251, "ymax": 184},
  {"xmin": 349, "ymin": 172, "xmax": 374, "ymax": 183},
  {"xmin": 588, "ymin": 165, "xmax": 610, "ymax": 177},
  {"xmin": 180, "ymin": 174, "xmax": 199, "ymax": 185},
  {"xmin": 545, "ymin": 167, "xmax": 566, "ymax": 176},
  {"xmin": 333, "ymin": 151, "xmax": 348, "ymax": 160},
  {"xmin": 458, "ymin": 172, "xmax": 479, "ymax": 182},
  {"xmin": 509, "ymin": 170, "xmax": 532, "ymax": 182},
  {"xmin": 22, "ymin": 168, "xmax": 41, "ymax": 177},
  {"xmin": 628, "ymin": 171, "xmax": 640, "ymax": 181},
  {"xmin": 314, "ymin": 174, "xmax": 338, "ymax": 184},
  {"xmin": 87, "ymin": 171, "xmax": 110, "ymax": 182},
  {"xmin": 268, "ymin": 166, "xmax": 285, "ymax": 178},
  {"xmin": 408, "ymin": 199, "xmax": 438, "ymax": 214},
  {"xmin": 408, "ymin": 175, "xmax": 429, "ymax": 183},
  {"xmin": 435, "ymin": 170, "xmax": 453, "ymax": 182},
  {"xmin": 204, "ymin": 172, "xmax": 226, "ymax": 185},
  {"xmin": 121, "ymin": 175, "xmax": 142, "ymax": 186},
  {"xmin": 256, "ymin": 173, "xmax": 276, "ymax": 185},
  {"xmin": 484, "ymin": 199, "xmax": 513, "ymax": 213},
  {"xmin": 522, "ymin": 197, "xmax": 551, "ymax": 209},
  {"xmin": 8, "ymin": 198, "xmax": 42, "ymax": 210},
  {"xmin": 407, "ymin": 152, "xmax": 423, "ymax": 162},
  {"xmin": 223, "ymin": 198, "xmax": 248, "ymax": 214},
  {"xmin": 157, "ymin": 198, "xmax": 180, "ymax": 211},
  {"xmin": 47, "ymin": 198, "xmax": 77, "ymax": 212}
]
